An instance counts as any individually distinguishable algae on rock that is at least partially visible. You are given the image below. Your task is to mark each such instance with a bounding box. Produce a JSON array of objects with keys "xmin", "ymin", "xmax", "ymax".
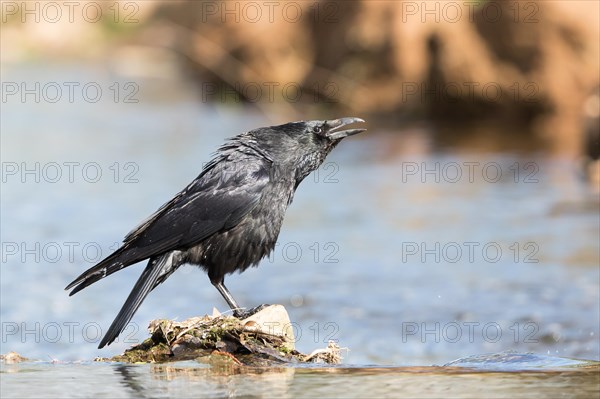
[{"xmin": 104, "ymin": 305, "xmax": 342, "ymax": 365}]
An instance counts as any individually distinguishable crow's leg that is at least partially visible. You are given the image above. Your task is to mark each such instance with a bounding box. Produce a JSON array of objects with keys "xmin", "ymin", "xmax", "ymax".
[
  {"xmin": 212, "ymin": 280, "xmax": 269, "ymax": 319},
  {"xmin": 212, "ymin": 280, "xmax": 242, "ymax": 315}
]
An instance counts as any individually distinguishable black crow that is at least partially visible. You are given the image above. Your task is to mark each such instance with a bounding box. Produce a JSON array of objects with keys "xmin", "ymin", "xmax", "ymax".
[{"xmin": 65, "ymin": 117, "xmax": 366, "ymax": 348}]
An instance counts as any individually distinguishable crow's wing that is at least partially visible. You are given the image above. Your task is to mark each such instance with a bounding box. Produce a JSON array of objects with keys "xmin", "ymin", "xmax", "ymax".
[
  {"xmin": 66, "ymin": 154, "xmax": 271, "ymax": 294},
  {"xmin": 127, "ymin": 156, "xmax": 271, "ymax": 252}
]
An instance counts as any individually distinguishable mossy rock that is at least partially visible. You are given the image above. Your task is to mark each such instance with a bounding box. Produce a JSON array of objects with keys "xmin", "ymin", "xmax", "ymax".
[{"xmin": 104, "ymin": 305, "xmax": 342, "ymax": 365}]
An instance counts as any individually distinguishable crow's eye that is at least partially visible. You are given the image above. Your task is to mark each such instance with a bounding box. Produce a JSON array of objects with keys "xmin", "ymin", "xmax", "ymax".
[{"xmin": 313, "ymin": 126, "xmax": 322, "ymax": 134}]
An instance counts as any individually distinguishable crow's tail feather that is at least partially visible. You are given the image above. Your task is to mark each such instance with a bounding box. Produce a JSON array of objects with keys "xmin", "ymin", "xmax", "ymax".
[
  {"xmin": 98, "ymin": 253, "xmax": 174, "ymax": 349},
  {"xmin": 65, "ymin": 247, "xmax": 144, "ymax": 296}
]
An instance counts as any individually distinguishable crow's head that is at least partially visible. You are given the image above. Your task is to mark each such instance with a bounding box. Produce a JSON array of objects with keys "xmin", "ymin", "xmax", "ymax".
[
  {"xmin": 286, "ymin": 117, "xmax": 366, "ymax": 141},
  {"xmin": 252, "ymin": 117, "xmax": 366, "ymax": 182}
]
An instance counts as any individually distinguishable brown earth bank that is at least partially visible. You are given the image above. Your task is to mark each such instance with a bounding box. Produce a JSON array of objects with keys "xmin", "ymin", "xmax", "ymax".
[
  {"xmin": 141, "ymin": 0, "xmax": 598, "ymax": 157},
  {"xmin": 3, "ymin": 1, "xmax": 598, "ymax": 157}
]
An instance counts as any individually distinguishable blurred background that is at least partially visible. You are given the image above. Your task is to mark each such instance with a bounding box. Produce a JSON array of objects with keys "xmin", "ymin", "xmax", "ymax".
[{"xmin": 1, "ymin": 0, "xmax": 598, "ymax": 366}]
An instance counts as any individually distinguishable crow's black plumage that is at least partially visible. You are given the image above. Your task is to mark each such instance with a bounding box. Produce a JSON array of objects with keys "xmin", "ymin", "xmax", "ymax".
[{"xmin": 65, "ymin": 117, "xmax": 366, "ymax": 348}]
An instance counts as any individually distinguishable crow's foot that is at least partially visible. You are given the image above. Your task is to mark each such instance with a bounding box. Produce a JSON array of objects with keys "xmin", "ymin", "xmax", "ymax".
[{"xmin": 233, "ymin": 304, "xmax": 270, "ymax": 319}]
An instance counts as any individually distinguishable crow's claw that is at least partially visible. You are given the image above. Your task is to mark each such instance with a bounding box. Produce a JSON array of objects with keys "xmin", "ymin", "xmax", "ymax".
[{"xmin": 233, "ymin": 304, "xmax": 270, "ymax": 319}]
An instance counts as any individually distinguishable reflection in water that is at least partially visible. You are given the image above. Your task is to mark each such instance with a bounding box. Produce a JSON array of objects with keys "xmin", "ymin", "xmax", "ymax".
[
  {"xmin": 108, "ymin": 356, "xmax": 599, "ymax": 399},
  {"xmin": 3, "ymin": 358, "xmax": 597, "ymax": 399},
  {"xmin": 117, "ymin": 362, "xmax": 295, "ymax": 398}
]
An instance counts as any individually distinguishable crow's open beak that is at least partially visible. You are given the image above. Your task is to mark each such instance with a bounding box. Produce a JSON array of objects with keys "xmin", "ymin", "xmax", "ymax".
[{"xmin": 325, "ymin": 117, "xmax": 366, "ymax": 140}]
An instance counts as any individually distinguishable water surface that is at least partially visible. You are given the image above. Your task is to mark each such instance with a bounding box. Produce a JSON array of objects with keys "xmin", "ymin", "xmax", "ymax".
[{"xmin": 1, "ymin": 63, "xmax": 598, "ymax": 369}]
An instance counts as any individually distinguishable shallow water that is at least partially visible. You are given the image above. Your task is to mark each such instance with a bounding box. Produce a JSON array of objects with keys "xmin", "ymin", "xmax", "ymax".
[
  {"xmin": 1, "ymin": 356, "xmax": 599, "ymax": 399},
  {"xmin": 1, "ymin": 63, "xmax": 599, "ymax": 373}
]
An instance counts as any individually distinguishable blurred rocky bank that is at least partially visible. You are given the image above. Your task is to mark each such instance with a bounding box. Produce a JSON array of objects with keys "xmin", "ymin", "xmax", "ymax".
[{"xmin": 3, "ymin": 0, "xmax": 598, "ymax": 157}]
